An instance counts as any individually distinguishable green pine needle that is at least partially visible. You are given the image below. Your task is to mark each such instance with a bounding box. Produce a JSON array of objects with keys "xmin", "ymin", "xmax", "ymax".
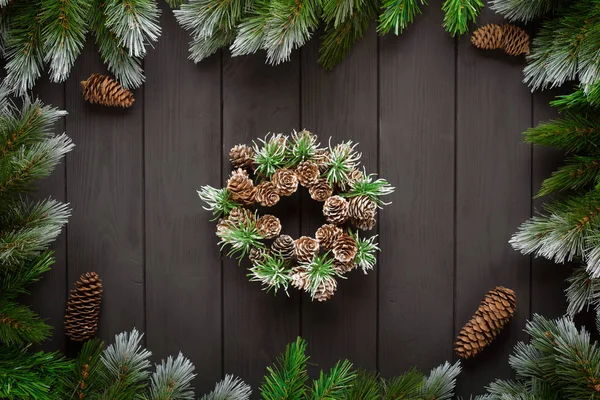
[
  {"xmin": 302, "ymin": 253, "xmax": 343, "ymax": 299},
  {"xmin": 104, "ymin": 0, "xmax": 161, "ymax": 58},
  {"xmin": 536, "ymin": 155, "xmax": 600, "ymax": 198},
  {"xmin": 253, "ymin": 133, "xmax": 289, "ymax": 179},
  {"xmin": 351, "ymin": 231, "xmax": 379, "ymax": 273},
  {"xmin": 382, "ymin": 368, "xmax": 425, "ymax": 399},
  {"xmin": 310, "ymin": 359, "xmax": 356, "ymax": 399},
  {"xmin": 0, "ymin": 300, "xmax": 52, "ymax": 345},
  {"xmin": 490, "ymin": 0, "xmax": 562, "ymax": 23},
  {"xmin": 217, "ymin": 217, "xmax": 265, "ymax": 261},
  {"xmin": 378, "ymin": 0, "xmax": 425, "ymax": 36},
  {"xmin": 148, "ymin": 352, "xmax": 196, "ymax": 400},
  {"xmin": 343, "ymin": 171, "xmax": 395, "ymax": 205},
  {"xmin": 198, "ymin": 185, "xmax": 240, "ymax": 219},
  {"xmin": 248, "ymin": 251, "xmax": 292, "ymax": 295},
  {"xmin": 286, "ymin": 130, "xmax": 321, "ymax": 167},
  {"xmin": 325, "ymin": 140, "xmax": 361, "ymax": 189},
  {"xmin": 260, "ymin": 337, "xmax": 309, "ymax": 400},
  {"xmin": 442, "ymin": 0, "xmax": 483, "ymax": 37},
  {"xmin": 201, "ymin": 374, "xmax": 252, "ymax": 400},
  {"xmin": 523, "ymin": 113, "xmax": 600, "ymax": 154}
]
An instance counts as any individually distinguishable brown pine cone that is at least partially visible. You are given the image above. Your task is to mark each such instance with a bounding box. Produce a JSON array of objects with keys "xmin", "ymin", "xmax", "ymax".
[
  {"xmin": 313, "ymin": 278, "xmax": 337, "ymax": 302},
  {"xmin": 290, "ymin": 267, "xmax": 310, "ymax": 291},
  {"xmin": 294, "ymin": 236, "xmax": 320, "ymax": 263},
  {"xmin": 227, "ymin": 169, "xmax": 256, "ymax": 206},
  {"xmin": 229, "ymin": 144, "xmax": 255, "ymax": 169},
  {"xmin": 323, "ymin": 196, "xmax": 349, "ymax": 225},
  {"xmin": 255, "ymin": 181, "xmax": 280, "ymax": 207},
  {"xmin": 256, "ymin": 215, "xmax": 281, "ymax": 239},
  {"xmin": 501, "ymin": 24, "xmax": 530, "ymax": 56},
  {"xmin": 228, "ymin": 207, "xmax": 255, "ymax": 226},
  {"xmin": 249, "ymin": 247, "xmax": 267, "ymax": 264},
  {"xmin": 471, "ymin": 24, "xmax": 504, "ymax": 51},
  {"xmin": 314, "ymin": 149, "xmax": 331, "ymax": 173},
  {"xmin": 333, "ymin": 259, "xmax": 356, "ymax": 274},
  {"xmin": 455, "ymin": 286, "xmax": 517, "ymax": 359},
  {"xmin": 80, "ymin": 74, "xmax": 134, "ymax": 108},
  {"xmin": 272, "ymin": 168, "xmax": 298, "ymax": 196},
  {"xmin": 216, "ymin": 218, "xmax": 230, "ymax": 237},
  {"xmin": 348, "ymin": 195, "xmax": 377, "ymax": 221},
  {"xmin": 315, "ymin": 224, "xmax": 343, "ymax": 250},
  {"xmin": 271, "ymin": 235, "xmax": 295, "ymax": 260},
  {"xmin": 309, "ymin": 178, "xmax": 333, "ymax": 202},
  {"xmin": 351, "ymin": 217, "xmax": 377, "ymax": 231},
  {"xmin": 64, "ymin": 272, "xmax": 103, "ymax": 341},
  {"xmin": 296, "ymin": 161, "xmax": 320, "ymax": 187},
  {"xmin": 332, "ymin": 233, "xmax": 358, "ymax": 263}
]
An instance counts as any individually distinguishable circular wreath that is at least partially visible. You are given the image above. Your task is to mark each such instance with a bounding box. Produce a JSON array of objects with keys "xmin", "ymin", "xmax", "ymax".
[{"xmin": 198, "ymin": 130, "xmax": 394, "ymax": 302}]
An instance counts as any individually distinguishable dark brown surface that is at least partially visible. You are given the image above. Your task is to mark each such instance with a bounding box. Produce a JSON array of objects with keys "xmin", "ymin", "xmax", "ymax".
[{"xmin": 31, "ymin": 2, "xmax": 570, "ymax": 397}]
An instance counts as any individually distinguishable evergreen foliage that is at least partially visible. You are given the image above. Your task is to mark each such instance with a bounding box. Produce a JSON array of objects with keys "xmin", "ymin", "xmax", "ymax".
[{"xmin": 248, "ymin": 251, "xmax": 292, "ymax": 294}]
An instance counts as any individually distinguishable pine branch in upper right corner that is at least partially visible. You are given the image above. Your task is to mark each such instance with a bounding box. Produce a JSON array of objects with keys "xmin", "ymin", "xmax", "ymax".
[{"xmin": 490, "ymin": 0, "xmax": 563, "ymax": 22}]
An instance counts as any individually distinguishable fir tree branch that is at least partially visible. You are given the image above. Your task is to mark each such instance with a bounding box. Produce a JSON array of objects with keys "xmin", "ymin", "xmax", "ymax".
[
  {"xmin": 382, "ymin": 368, "xmax": 425, "ymax": 399},
  {"xmin": 565, "ymin": 266, "xmax": 600, "ymax": 316},
  {"xmin": 229, "ymin": 0, "xmax": 270, "ymax": 56},
  {"xmin": 200, "ymin": 374, "xmax": 252, "ymax": 400},
  {"xmin": 0, "ymin": 250, "xmax": 54, "ymax": 299},
  {"xmin": 344, "ymin": 369, "xmax": 380, "ymax": 400},
  {"xmin": 188, "ymin": 27, "xmax": 236, "ymax": 62},
  {"xmin": 0, "ymin": 299, "xmax": 51, "ymax": 345},
  {"xmin": 67, "ymin": 338, "xmax": 105, "ymax": 399},
  {"xmin": 260, "ymin": 337, "xmax": 309, "ymax": 400},
  {"xmin": 309, "ymin": 359, "xmax": 356, "ymax": 399},
  {"xmin": 523, "ymin": 113, "xmax": 600, "ymax": 154},
  {"xmin": 378, "ymin": 0, "xmax": 425, "ymax": 36},
  {"xmin": 442, "ymin": 0, "xmax": 483, "ymax": 37},
  {"xmin": 174, "ymin": 0, "xmax": 245, "ymax": 39},
  {"xmin": 419, "ymin": 361, "xmax": 461, "ymax": 399},
  {"xmin": 104, "ymin": 0, "xmax": 161, "ymax": 57},
  {"xmin": 552, "ymin": 84, "xmax": 600, "ymax": 111},
  {"xmin": 248, "ymin": 251, "xmax": 292, "ymax": 295},
  {"xmin": 536, "ymin": 155, "xmax": 600, "ymax": 198},
  {"xmin": 147, "ymin": 352, "xmax": 196, "ymax": 400},
  {"xmin": 490, "ymin": 0, "xmax": 563, "ymax": 23}
]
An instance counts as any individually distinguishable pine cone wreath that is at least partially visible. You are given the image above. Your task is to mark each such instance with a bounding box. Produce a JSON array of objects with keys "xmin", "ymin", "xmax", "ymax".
[
  {"xmin": 348, "ymin": 195, "xmax": 377, "ymax": 220},
  {"xmin": 501, "ymin": 24, "xmax": 530, "ymax": 56},
  {"xmin": 229, "ymin": 144, "xmax": 255, "ymax": 169},
  {"xmin": 255, "ymin": 181, "xmax": 280, "ymax": 207},
  {"xmin": 227, "ymin": 169, "xmax": 256, "ymax": 206},
  {"xmin": 256, "ymin": 215, "xmax": 282, "ymax": 239},
  {"xmin": 272, "ymin": 168, "xmax": 298, "ymax": 196},
  {"xmin": 323, "ymin": 196, "xmax": 350, "ymax": 225},
  {"xmin": 228, "ymin": 207, "xmax": 255, "ymax": 226},
  {"xmin": 455, "ymin": 286, "xmax": 517, "ymax": 359},
  {"xmin": 471, "ymin": 24, "xmax": 529, "ymax": 56},
  {"xmin": 332, "ymin": 233, "xmax": 358, "ymax": 263},
  {"xmin": 296, "ymin": 161, "xmax": 320, "ymax": 187},
  {"xmin": 80, "ymin": 74, "xmax": 134, "ymax": 108},
  {"xmin": 313, "ymin": 279, "xmax": 337, "ymax": 302},
  {"xmin": 308, "ymin": 178, "xmax": 333, "ymax": 202},
  {"xmin": 294, "ymin": 236, "xmax": 320, "ymax": 263},
  {"xmin": 271, "ymin": 235, "xmax": 295, "ymax": 260},
  {"xmin": 315, "ymin": 224, "xmax": 343, "ymax": 250},
  {"xmin": 64, "ymin": 272, "xmax": 103, "ymax": 342}
]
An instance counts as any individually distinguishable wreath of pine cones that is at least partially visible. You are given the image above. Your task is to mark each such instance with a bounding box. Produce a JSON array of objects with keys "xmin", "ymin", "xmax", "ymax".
[{"xmin": 199, "ymin": 130, "xmax": 395, "ymax": 302}]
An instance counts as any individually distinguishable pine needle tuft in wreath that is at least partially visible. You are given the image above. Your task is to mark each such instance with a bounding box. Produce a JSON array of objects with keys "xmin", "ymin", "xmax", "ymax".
[{"xmin": 198, "ymin": 130, "xmax": 394, "ymax": 302}]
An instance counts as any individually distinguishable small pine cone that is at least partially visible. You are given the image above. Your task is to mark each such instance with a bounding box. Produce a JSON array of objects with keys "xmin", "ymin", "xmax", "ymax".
[
  {"xmin": 323, "ymin": 196, "xmax": 349, "ymax": 225},
  {"xmin": 216, "ymin": 218, "xmax": 230, "ymax": 236},
  {"xmin": 501, "ymin": 24, "xmax": 530, "ymax": 56},
  {"xmin": 332, "ymin": 233, "xmax": 358, "ymax": 263},
  {"xmin": 309, "ymin": 178, "xmax": 333, "ymax": 202},
  {"xmin": 314, "ymin": 149, "xmax": 331, "ymax": 173},
  {"xmin": 351, "ymin": 217, "xmax": 376, "ymax": 231},
  {"xmin": 249, "ymin": 247, "xmax": 267, "ymax": 264},
  {"xmin": 228, "ymin": 207, "xmax": 255, "ymax": 226},
  {"xmin": 471, "ymin": 24, "xmax": 504, "ymax": 51},
  {"xmin": 290, "ymin": 267, "xmax": 310, "ymax": 291},
  {"xmin": 80, "ymin": 74, "xmax": 134, "ymax": 108},
  {"xmin": 313, "ymin": 278, "xmax": 337, "ymax": 302},
  {"xmin": 256, "ymin": 215, "xmax": 281, "ymax": 239},
  {"xmin": 333, "ymin": 259, "xmax": 356, "ymax": 274},
  {"xmin": 227, "ymin": 169, "xmax": 256, "ymax": 206},
  {"xmin": 229, "ymin": 144, "xmax": 255, "ymax": 169},
  {"xmin": 272, "ymin": 168, "xmax": 298, "ymax": 196},
  {"xmin": 294, "ymin": 236, "xmax": 320, "ymax": 263},
  {"xmin": 296, "ymin": 161, "xmax": 320, "ymax": 187},
  {"xmin": 455, "ymin": 286, "xmax": 517, "ymax": 359},
  {"xmin": 64, "ymin": 272, "xmax": 103, "ymax": 342},
  {"xmin": 271, "ymin": 235, "xmax": 295, "ymax": 260},
  {"xmin": 348, "ymin": 195, "xmax": 377, "ymax": 221},
  {"xmin": 315, "ymin": 224, "xmax": 343, "ymax": 250},
  {"xmin": 255, "ymin": 181, "xmax": 280, "ymax": 207},
  {"xmin": 348, "ymin": 169, "xmax": 363, "ymax": 186}
]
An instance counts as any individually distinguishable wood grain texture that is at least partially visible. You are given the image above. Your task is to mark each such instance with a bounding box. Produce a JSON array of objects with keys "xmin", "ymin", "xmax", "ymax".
[
  {"xmin": 300, "ymin": 27, "xmax": 378, "ymax": 372},
  {"xmin": 378, "ymin": 0, "xmax": 456, "ymax": 376},
  {"xmin": 455, "ymin": 5, "xmax": 532, "ymax": 396},
  {"xmin": 222, "ymin": 52, "xmax": 301, "ymax": 391},
  {"xmin": 65, "ymin": 42, "xmax": 145, "ymax": 344},
  {"xmin": 144, "ymin": 5, "xmax": 223, "ymax": 392}
]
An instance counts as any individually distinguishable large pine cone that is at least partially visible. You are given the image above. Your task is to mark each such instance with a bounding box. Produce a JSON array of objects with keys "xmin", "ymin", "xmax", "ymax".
[
  {"xmin": 227, "ymin": 169, "xmax": 256, "ymax": 206},
  {"xmin": 471, "ymin": 24, "xmax": 504, "ymax": 50},
  {"xmin": 64, "ymin": 272, "xmax": 103, "ymax": 341},
  {"xmin": 455, "ymin": 286, "xmax": 517, "ymax": 359},
  {"xmin": 290, "ymin": 267, "xmax": 310, "ymax": 291},
  {"xmin": 332, "ymin": 233, "xmax": 358, "ymax": 263},
  {"xmin": 323, "ymin": 196, "xmax": 349, "ymax": 225},
  {"xmin": 255, "ymin": 181, "xmax": 280, "ymax": 207},
  {"xmin": 271, "ymin": 235, "xmax": 295, "ymax": 260},
  {"xmin": 501, "ymin": 24, "xmax": 530, "ymax": 56},
  {"xmin": 313, "ymin": 278, "xmax": 337, "ymax": 302},
  {"xmin": 272, "ymin": 168, "xmax": 298, "ymax": 196},
  {"xmin": 228, "ymin": 207, "xmax": 255, "ymax": 226},
  {"xmin": 315, "ymin": 224, "xmax": 343, "ymax": 250},
  {"xmin": 256, "ymin": 215, "xmax": 281, "ymax": 239},
  {"xmin": 229, "ymin": 144, "xmax": 255, "ymax": 169},
  {"xmin": 294, "ymin": 236, "xmax": 320, "ymax": 263},
  {"xmin": 81, "ymin": 74, "xmax": 134, "ymax": 108},
  {"xmin": 348, "ymin": 195, "xmax": 377, "ymax": 220},
  {"xmin": 471, "ymin": 24, "xmax": 529, "ymax": 56},
  {"xmin": 296, "ymin": 161, "xmax": 320, "ymax": 187},
  {"xmin": 249, "ymin": 247, "xmax": 267, "ymax": 265},
  {"xmin": 309, "ymin": 178, "xmax": 333, "ymax": 202}
]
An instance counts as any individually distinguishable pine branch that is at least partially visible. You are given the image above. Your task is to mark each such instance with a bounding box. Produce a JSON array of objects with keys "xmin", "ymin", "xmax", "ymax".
[
  {"xmin": 0, "ymin": 250, "xmax": 54, "ymax": 299},
  {"xmin": 344, "ymin": 369, "xmax": 380, "ymax": 400},
  {"xmin": 67, "ymin": 338, "xmax": 105, "ymax": 399},
  {"xmin": 565, "ymin": 266, "xmax": 600, "ymax": 316},
  {"xmin": 536, "ymin": 155, "xmax": 600, "ymax": 198},
  {"xmin": 378, "ymin": 0, "xmax": 425, "ymax": 36},
  {"xmin": 40, "ymin": 0, "xmax": 89, "ymax": 82},
  {"xmin": 147, "ymin": 352, "xmax": 196, "ymax": 400},
  {"xmin": 309, "ymin": 359, "xmax": 356, "ymax": 399},
  {"xmin": 200, "ymin": 374, "xmax": 252, "ymax": 400},
  {"xmin": 552, "ymin": 84, "xmax": 600, "ymax": 111},
  {"xmin": 104, "ymin": 0, "xmax": 161, "ymax": 57},
  {"xmin": 490, "ymin": 0, "xmax": 562, "ymax": 22},
  {"xmin": 174, "ymin": 0, "xmax": 245, "ymax": 39},
  {"xmin": 229, "ymin": 0, "xmax": 270, "ymax": 56},
  {"xmin": 442, "ymin": 0, "xmax": 483, "ymax": 37},
  {"xmin": 260, "ymin": 337, "xmax": 309, "ymax": 400},
  {"xmin": 382, "ymin": 369, "xmax": 425, "ymax": 399},
  {"xmin": 419, "ymin": 361, "xmax": 461, "ymax": 400},
  {"xmin": 523, "ymin": 113, "xmax": 600, "ymax": 154},
  {"xmin": 0, "ymin": 299, "xmax": 51, "ymax": 345},
  {"xmin": 188, "ymin": 27, "xmax": 236, "ymax": 62},
  {"xmin": 197, "ymin": 185, "xmax": 240, "ymax": 219},
  {"xmin": 248, "ymin": 251, "xmax": 292, "ymax": 295}
]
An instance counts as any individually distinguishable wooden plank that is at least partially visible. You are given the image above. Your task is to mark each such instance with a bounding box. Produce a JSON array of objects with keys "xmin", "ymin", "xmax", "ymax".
[
  {"xmin": 455, "ymin": 5, "xmax": 532, "ymax": 396},
  {"xmin": 29, "ymin": 79, "xmax": 68, "ymax": 352},
  {"xmin": 300, "ymin": 27, "xmax": 377, "ymax": 371},
  {"xmin": 378, "ymin": 0, "xmax": 455, "ymax": 376},
  {"xmin": 222, "ymin": 52, "xmax": 300, "ymax": 389},
  {"xmin": 64, "ymin": 42, "xmax": 145, "ymax": 344},
  {"xmin": 143, "ymin": 5, "xmax": 223, "ymax": 392}
]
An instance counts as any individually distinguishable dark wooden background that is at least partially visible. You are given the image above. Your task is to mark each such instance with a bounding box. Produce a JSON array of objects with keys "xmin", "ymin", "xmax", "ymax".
[{"xmin": 29, "ymin": 0, "xmax": 571, "ymax": 397}]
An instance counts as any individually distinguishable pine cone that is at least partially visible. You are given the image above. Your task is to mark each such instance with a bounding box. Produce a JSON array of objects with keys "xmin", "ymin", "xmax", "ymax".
[
  {"xmin": 455, "ymin": 286, "xmax": 517, "ymax": 359},
  {"xmin": 272, "ymin": 168, "xmax": 298, "ymax": 196},
  {"xmin": 296, "ymin": 161, "xmax": 320, "ymax": 187},
  {"xmin": 501, "ymin": 24, "xmax": 530, "ymax": 56},
  {"xmin": 290, "ymin": 267, "xmax": 310, "ymax": 291},
  {"xmin": 229, "ymin": 144, "xmax": 255, "ymax": 169},
  {"xmin": 323, "ymin": 196, "xmax": 349, "ymax": 225},
  {"xmin": 216, "ymin": 218, "xmax": 230, "ymax": 237},
  {"xmin": 271, "ymin": 235, "xmax": 295, "ymax": 260},
  {"xmin": 313, "ymin": 279, "xmax": 337, "ymax": 302},
  {"xmin": 64, "ymin": 272, "xmax": 103, "ymax": 342},
  {"xmin": 294, "ymin": 236, "xmax": 320, "ymax": 263},
  {"xmin": 227, "ymin": 169, "xmax": 256, "ymax": 206},
  {"xmin": 333, "ymin": 259, "xmax": 356, "ymax": 274},
  {"xmin": 471, "ymin": 24, "xmax": 504, "ymax": 51},
  {"xmin": 351, "ymin": 217, "xmax": 376, "ymax": 231},
  {"xmin": 256, "ymin": 215, "xmax": 281, "ymax": 239},
  {"xmin": 314, "ymin": 149, "xmax": 331, "ymax": 173},
  {"xmin": 348, "ymin": 195, "xmax": 377, "ymax": 221},
  {"xmin": 332, "ymin": 233, "xmax": 358, "ymax": 263},
  {"xmin": 255, "ymin": 181, "xmax": 280, "ymax": 207},
  {"xmin": 315, "ymin": 224, "xmax": 343, "ymax": 250},
  {"xmin": 471, "ymin": 24, "xmax": 529, "ymax": 56},
  {"xmin": 228, "ymin": 207, "xmax": 255, "ymax": 226},
  {"xmin": 348, "ymin": 169, "xmax": 363, "ymax": 186},
  {"xmin": 80, "ymin": 74, "xmax": 134, "ymax": 108},
  {"xmin": 309, "ymin": 178, "xmax": 333, "ymax": 202},
  {"xmin": 249, "ymin": 247, "xmax": 267, "ymax": 264}
]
